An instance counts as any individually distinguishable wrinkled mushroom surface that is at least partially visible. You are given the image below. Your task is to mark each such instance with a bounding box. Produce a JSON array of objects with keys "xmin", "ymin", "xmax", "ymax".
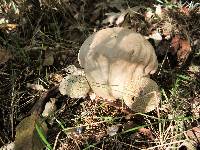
[
  {"xmin": 123, "ymin": 77, "xmax": 160, "ymax": 112},
  {"xmin": 78, "ymin": 27, "xmax": 160, "ymax": 112}
]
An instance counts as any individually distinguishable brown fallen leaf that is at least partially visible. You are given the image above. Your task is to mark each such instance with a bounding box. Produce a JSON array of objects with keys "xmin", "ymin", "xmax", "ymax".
[
  {"xmin": 42, "ymin": 98, "xmax": 57, "ymax": 117},
  {"xmin": 155, "ymin": 4, "xmax": 163, "ymax": 18},
  {"xmin": 15, "ymin": 86, "xmax": 59, "ymax": 150},
  {"xmin": 15, "ymin": 114, "xmax": 48, "ymax": 150},
  {"xmin": 170, "ymin": 35, "xmax": 191, "ymax": 66},
  {"xmin": 180, "ymin": 6, "xmax": 190, "ymax": 16},
  {"xmin": 186, "ymin": 126, "xmax": 200, "ymax": 142},
  {"xmin": 138, "ymin": 127, "xmax": 154, "ymax": 140},
  {"xmin": 49, "ymin": 73, "xmax": 63, "ymax": 84},
  {"xmin": 177, "ymin": 39, "xmax": 191, "ymax": 64},
  {"xmin": 0, "ymin": 23, "xmax": 18, "ymax": 30},
  {"xmin": 170, "ymin": 35, "xmax": 181, "ymax": 55},
  {"xmin": 27, "ymin": 83, "xmax": 46, "ymax": 91}
]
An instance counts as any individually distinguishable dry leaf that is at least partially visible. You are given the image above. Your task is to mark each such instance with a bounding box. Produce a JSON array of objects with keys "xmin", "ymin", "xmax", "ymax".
[
  {"xmin": 103, "ymin": 12, "xmax": 121, "ymax": 25},
  {"xmin": 27, "ymin": 83, "xmax": 46, "ymax": 91},
  {"xmin": 145, "ymin": 9, "xmax": 154, "ymax": 19},
  {"xmin": 180, "ymin": 6, "xmax": 190, "ymax": 16},
  {"xmin": 177, "ymin": 39, "xmax": 191, "ymax": 64},
  {"xmin": 0, "ymin": 24, "xmax": 18, "ymax": 30},
  {"xmin": 170, "ymin": 35, "xmax": 181, "ymax": 55},
  {"xmin": 103, "ymin": 12, "xmax": 127, "ymax": 26},
  {"xmin": 149, "ymin": 31, "xmax": 162, "ymax": 46},
  {"xmin": 42, "ymin": 98, "xmax": 57, "ymax": 117},
  {"xmin": 115, "ymin": 12, "xmax": 127, "ymax": 25},
  {"xmin": 155, "ymin": 4, "xmax": 163, "ymax": 18},
  {"xmin": 170, "ymin": 35, "xmax": 191, "ymax": 65},
  {"xmin": 0, "ymin": 18, "xmax": 8, "ymax": 24},
  {"xmin": 138, "ymin": 127, "xmax": 154, "ymax": 140},
  {"xmin": 162, "ymin": 21, "xmax": 174, "ymax": 38},
  {"xmin": 103, "ymin": 6, "xmax": 142, "ymax": 26},
  {"xmin": 89, "ymin": 92, "xmax": 96, "ymax": 101},
  {"xmin": 50, "ymin": 73, "xmax": 63, "ymax": 84},
  {"xmin": 15, "ymin": 114, "xmax": 48, "ymax": 150},
  {"xmin": 186, "ymin": 126, "xmax": 200, "ymax": 141},
  {"xmin": 188, "ymin": 65, "xmax": 200, "ymax": 73}
]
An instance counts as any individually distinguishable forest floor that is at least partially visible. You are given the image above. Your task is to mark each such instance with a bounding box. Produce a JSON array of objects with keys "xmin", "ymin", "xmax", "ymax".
[{"xmin": 0, "ymin": 0, "xmax": 200, "ymax": 150}]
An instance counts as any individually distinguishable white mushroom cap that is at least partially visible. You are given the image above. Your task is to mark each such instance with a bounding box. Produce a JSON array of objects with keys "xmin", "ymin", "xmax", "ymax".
[
  {"xmin": 123, "ymin": 77, "xmax": 160, "ymax": 113},
  {"xmin": 78, "ymin": 27, "xmax": 159, "ymax": 112}
]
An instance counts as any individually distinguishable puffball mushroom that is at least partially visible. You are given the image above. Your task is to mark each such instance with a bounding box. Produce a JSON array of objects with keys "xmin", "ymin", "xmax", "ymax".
[
  {"xmin": 59, "ymin": 65, "xmax": 90, "ymax": 98},
  {"xmin": 78, "ymin": 27, "xmax": 160, "ymax": 113},
  {"xmin": 59, "ymin": 75, "xmax": 90, "ymax": 98},
  {"xmin": 123, "ymin": 77, "xmax": 160, "ymax": 112}
]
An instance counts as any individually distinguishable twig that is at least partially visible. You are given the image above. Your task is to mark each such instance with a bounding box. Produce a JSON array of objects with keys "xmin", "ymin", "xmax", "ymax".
[
  {"xmin": 31, "ymin": 86, "xmax": 59, "ymax": 116},
  {"xmin": 53, "ymin": 131, "xmax": 61, "ymax": 150}
]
